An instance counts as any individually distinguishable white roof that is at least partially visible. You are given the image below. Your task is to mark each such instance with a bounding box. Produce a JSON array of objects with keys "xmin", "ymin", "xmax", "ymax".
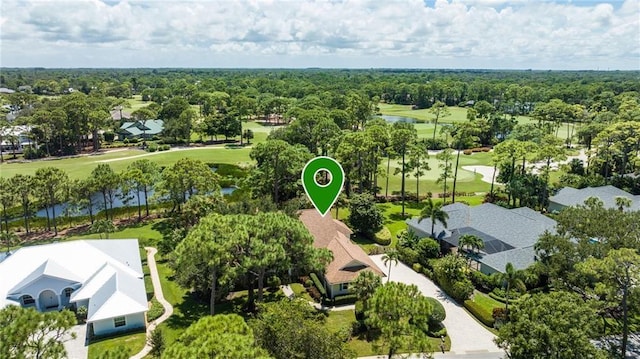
[{"xmin": 0, "ymin": 240, "xmax": 147, "ymax": 321}]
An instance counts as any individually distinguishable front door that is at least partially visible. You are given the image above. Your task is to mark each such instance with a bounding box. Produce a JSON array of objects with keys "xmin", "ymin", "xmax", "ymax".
[{"xmin": 39, "ymin": 290, "xmax": 59, "ymax": 309}]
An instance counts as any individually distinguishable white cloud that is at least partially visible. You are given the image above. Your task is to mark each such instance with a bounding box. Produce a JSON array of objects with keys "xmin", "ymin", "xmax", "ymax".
[{"xmin": 0, "ymin": 0, "xmax": 638, "ymax": 69}]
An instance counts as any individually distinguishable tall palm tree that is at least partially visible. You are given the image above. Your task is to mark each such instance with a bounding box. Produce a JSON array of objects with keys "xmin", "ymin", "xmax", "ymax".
[
  {"xmin": 499, "ymin": 262, "xmax": 526, "ymax": 314},
  {"xmin": 615, "ymin": 196, "xmax": 632, "ymax": 212},
  {"xmin": 458, "ymin": 234, "xmax": 484, "ymax": 267},
  {"xmin": 381, "ymin": 250, "xmax": 399, "ymax": 283},
  {"xmin": 418, "ymin": 198, "xmax": 449, "ymax": 254}
]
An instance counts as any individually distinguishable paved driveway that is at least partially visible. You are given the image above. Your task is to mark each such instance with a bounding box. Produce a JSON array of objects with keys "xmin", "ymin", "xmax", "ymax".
[
  {"xmin": 369, "ymin": 255, "xmax": 502, "ymax": 356},
  {"xmin": 64, "ymin": 324, "xmax": 88, "ymax": 359}
]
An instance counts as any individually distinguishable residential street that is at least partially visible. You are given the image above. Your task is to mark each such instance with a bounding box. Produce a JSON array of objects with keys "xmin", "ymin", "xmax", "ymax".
[{"xmin": 369, "ymin": 255, "xmax": 502, "ymax": 355}]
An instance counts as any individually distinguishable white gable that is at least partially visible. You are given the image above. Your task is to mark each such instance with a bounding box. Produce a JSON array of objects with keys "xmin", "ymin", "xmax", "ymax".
[{"xmin": 0, "ymin": 239, "xmax": 147, "ymax": 321}]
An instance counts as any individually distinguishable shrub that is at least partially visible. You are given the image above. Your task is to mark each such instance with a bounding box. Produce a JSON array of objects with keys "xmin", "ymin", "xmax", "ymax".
[
  {"xmin": 470, "ymin": 270, "xmax": 495, "ymax": 292},
  {"xmin": 425, "ymin": 138, "xmax": 448, "ymax": 150},
  {"xmin": 416, "ymin": 238, "xmax": 440, "ymax": 263},
  {"xmin": 426, "ymin": 323, "xmax": 447, "ymax": 338},
  {"xmin": 149, "ymin": 328, "xmax": 165, "ymax": 358},
  {"xmin": 425, "ymin": 297, "xmax": 446, "ymax": 324},
  {"xmin": 147, "ymin": 298, "xmax": 165, "ymax": 322},
  {"xmin": 452, "ymin": 280, "xmax": 475, "ymax": 301},
  {"xmin": 492, "ymin": 307, "xmax": 507, "ymax": 323},
  {"xmin": 123, "ymin": 138, "xmax": 130, "ymax": 144},
  {"xmin": 305, "ymin": 279, "xmax": 313, "ymax": 288},
  {"xmin": 481, "ymin": 147, "xmax": 491, "ymax": 152},
  {"xmin": 421, "ymin": 267, "xmax": 433, "ymax": 279},
  {"xmin": 104, "ymin": 132, "xmax": 115, "ymax": 142},
  {"xmin": 463, "ymin": 149, "xmax": 473, "ymax": 155},
  {"xmin": 267, "ymin": 276, "xmax": 281, "ymax": 288},
  {"xmin": 464, "ymin": 300, "xmax": 495, "ymax": 327},
  {"xmin": 412, "ymin": 263, "xmax": 423, "ymax": 273},
  {"xmin": 328, "ymin": 294, "xmax": 358, "ymax": 306},
  {"xmin": 77, "ymin": 306, "xmax": 87, "ymax": 322},
  {"xmin": 147, "ymin": 144, "xmax": 158, "ymax": 152},
  {"xmin": 374, "ymin": 226, "xmax": 392, "ymax": 245},
  {"xmin": 397, "ymin": 247, "xmax": 419, "ymax": 266},
  {"xmin": 309, "ymin": 273, "xmax": 327, "ymax": 297},
  {"xmin": 159, "ymin": 144, "xmax": 170, "ymax": 151}
]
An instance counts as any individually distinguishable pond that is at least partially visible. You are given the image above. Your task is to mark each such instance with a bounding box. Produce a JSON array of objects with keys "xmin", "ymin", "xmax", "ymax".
[
  {"xmin": 33, "ymin": 186, "xmax": 238, "ymax": 218},
  {"xmin": 379, "ymin": 115, "xmax": 417, "ymax": 123}
]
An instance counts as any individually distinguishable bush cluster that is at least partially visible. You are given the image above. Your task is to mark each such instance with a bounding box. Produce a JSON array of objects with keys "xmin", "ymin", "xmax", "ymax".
[
  {"xmin": 309, "ymin": 273, "xmax": 326, "ymax": 297},
  {"xmin": 374, "ymin": 227, "xmax": 392, "ymax": 245}
]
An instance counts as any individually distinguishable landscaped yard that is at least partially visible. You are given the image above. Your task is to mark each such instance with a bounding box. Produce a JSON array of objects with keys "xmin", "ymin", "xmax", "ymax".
[{"xmin": 87, "ymin": 331, "xmax": 147, "ymax": 358}]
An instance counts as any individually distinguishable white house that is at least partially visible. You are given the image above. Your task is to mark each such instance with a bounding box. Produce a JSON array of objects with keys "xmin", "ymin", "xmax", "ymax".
[{"xmin": 0, "ymin": 239, "xmax": 148, "ymax": 337}]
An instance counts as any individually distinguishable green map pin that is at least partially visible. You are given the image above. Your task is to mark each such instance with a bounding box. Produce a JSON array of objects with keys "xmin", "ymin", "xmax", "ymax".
[{"xmin": 302, "ymin": 156, "xmax": 345, "ymax": 217}]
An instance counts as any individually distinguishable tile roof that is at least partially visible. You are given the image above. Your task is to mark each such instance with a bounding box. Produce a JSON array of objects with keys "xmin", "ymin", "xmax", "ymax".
[
  {"xmin": 407, "ymin": 203, "xmax": 557, "ymax": 271},
  {"xmin": 550, "ymin": 185, "xmax": 640, "ymax": 211},
  {"xmin": 299, "ymin": 209, "xmax": 384, "ymax": 284},
  {"xmin": 119, "ymin": 120, "xmax": 164, "ymax": 136}
]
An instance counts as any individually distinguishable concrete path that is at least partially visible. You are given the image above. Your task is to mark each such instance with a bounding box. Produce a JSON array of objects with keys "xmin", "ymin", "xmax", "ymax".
[
  {"xmin": 359, "ymin": 352, "xmax": 504, "ymax": 359},
  {"xmin": 130, "ymin": 247, "xmax": 174, "ymax": 359},
  {"xmin": 63, "ymin": 324, "xmax": 88, "ymax": 359},
  {"xmin": 369, "ymin": 255, "xmax": 502, "ymax": 356}
]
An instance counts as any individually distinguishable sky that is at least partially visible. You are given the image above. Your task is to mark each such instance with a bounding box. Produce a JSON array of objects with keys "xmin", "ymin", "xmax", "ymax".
[{"xmin": 0, "ymin": 0, "xmax": 639, "ymax": 70}]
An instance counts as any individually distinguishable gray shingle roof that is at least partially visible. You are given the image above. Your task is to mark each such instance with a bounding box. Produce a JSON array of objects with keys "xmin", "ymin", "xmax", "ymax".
[
  {"xmin": 407, "ymin": 203, "xmax": 556, "ymax": 272},
  {"xmin": 550, "ymin": 185, "xmax": 640, "ymax": 211}
]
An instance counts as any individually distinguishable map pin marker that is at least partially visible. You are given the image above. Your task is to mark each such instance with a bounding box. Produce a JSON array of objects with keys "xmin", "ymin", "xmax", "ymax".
[{"xmin": 302, "ymin": 156, "xmax": 345, "ymax": 217}]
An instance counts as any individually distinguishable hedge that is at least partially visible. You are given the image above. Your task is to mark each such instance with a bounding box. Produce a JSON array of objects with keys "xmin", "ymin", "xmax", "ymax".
[
  {"xmin": 464, "ymin": 300, "xmax": 495, "ymax": 328},
  {"xmin": 309, "ymin": 273, "xmax": 327, "ymax": 297},
  {"xmin": 374, "ymin": 227, "xmax": 392, "ymax": 245},
  {"xmin": 147, "ymin": 297, "xmax": 165, "ymax": 322}
]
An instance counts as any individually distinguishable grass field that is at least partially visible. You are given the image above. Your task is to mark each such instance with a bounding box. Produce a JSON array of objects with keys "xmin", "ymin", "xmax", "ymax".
[{"xmin": 87, "ymin": 331, "xmax": 146, "ymax": 358}]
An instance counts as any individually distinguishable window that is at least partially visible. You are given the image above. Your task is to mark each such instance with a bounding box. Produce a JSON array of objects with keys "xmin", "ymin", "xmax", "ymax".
[
  {"xmin": 22, "ymin": 295, "xmax": 35, "ymax": 305},
  {"xmin": 114, "ymin": 316, "xmax": 126, "ymax": 328},
  {"xmin": 340, "ymin": 283, "xmax": 349, "ymax": 291},
  {"xmin": 64, "ymin": 288, "xmax": 73, "ymax": 298}
]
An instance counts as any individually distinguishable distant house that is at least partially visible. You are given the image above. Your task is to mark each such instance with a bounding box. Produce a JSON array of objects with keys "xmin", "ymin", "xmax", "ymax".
[
  {"xmin": 119, "ymin": 120, "xmax": 164, "ymax": 140},
  {"xmin": 407, "ymin": 203, "xmax": 557, "ymax": 274},
  {"xmin": 0, "ymin": 125, "xmax": 34, "ymax": 154},
  {"xmin": 298, "ymin": 209, "xmax": 385, "ymax": 298},
  {"xmin": 110, "ymin": 109, "xmax": 132, "ymax": 121},
  {"xmin": 0, "ymin": 87, "xmax": 15, "ymax": 94},
  {"xmin": 549, "ymin": 185, "xmax": 640, "ymax": 212},
  {"xmin": 0, "ymin": 239, "xmax": 148, "ymax": 337}
]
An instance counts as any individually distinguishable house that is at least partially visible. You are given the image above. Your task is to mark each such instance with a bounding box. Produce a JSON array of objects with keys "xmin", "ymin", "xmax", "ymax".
[
  {"xmin": 119, "ymin": 120, "xmax": 164, "ymax": 140},
  {"xmin": 0, "ymin": 239, "xmax": 148, "ymax": 337},
  {"xmin": 298, "ymin": 209, "xmax": 384, "ymax": 298},
  {"xmin": 407, "ymin": 203, "xmax": 557, "ymax": 274},
  {"xmin": 549, "ymin": 185, "xmax": 640, "ymax": 212},
  {"xmin": 110, "ymin": 108, "xmax": 132, "ymax": 121},
  {"xmin": 0, "ymin": 125, "xmax": 34, "ymax": 154}
]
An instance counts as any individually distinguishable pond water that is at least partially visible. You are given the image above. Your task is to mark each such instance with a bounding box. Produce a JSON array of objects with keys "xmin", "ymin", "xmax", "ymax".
[
  {"xmin": 33, "ymin": 186, "xmax": 238, "ymax": 218},
  {"xmin": 379, "ymin": 115, "xmax": 417, "ymax": 123}
]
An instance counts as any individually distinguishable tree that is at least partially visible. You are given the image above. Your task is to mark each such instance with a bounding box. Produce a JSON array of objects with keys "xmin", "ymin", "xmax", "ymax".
[
  {"xmin": 0, "ymin": 306, "xmax": 77, "ymax": 359},
  {"xmin": 495, "ymin": 292, "xmax": 606, "ymax": 359},
  {"xmin": 406, "ymin": 139, "xmax": 430, "ymax": 203},
  {"xmin": 11, "ymin": 174, "xmax": 34, "ymax": 234},
  {"xmin": 0, "ymin": 231, "xmax": 19, "ymax": 253},
  {"xmin": 162, "ymin": 314, "xmax": 271, "ymax": 359},
  {"xmin": 91, "ymin": 219, "xmax": 117, "ymax": 239},
  {"xmin": 35, "ymin": 167, "xmax": 68, "ymax": 235},
  {"xmin": 615, "ymin": 196, "xmax": 632, "ymax": 212},
  {"xmin": 436, "ymin": 149, "xmax": 453, "ymax": 203},
  {"xmin": 348, "ymin": 193, "xmax": 383, "ymax": 237},
  {"xmin": 577, "ymin": 248, "xmax": 640, "ymax": 359},
  {"xmin": 391, "ymin": 122, "xmax": 417, "ymax": 216},
  {"xmin": 381, "ymin": 250, "xmax": 399, "ymax": 283},
  {"xmin": 158, "ymin": 158, "xmax": 220, "ymax": 211},
  {"xmin": 148, "ymin": 328, "xmax": 165, "ymax": 358},
  {"xmin": 365, "ymin": 282, "xmax": 433, "ymax": 358},
  {"xmin": 91, "ymin": 164, "xmax": 120, "ymax": 220},
  {"xmin": 450, "ymin": 122, "xmax": 480, "ymax": 203},
  {"xmin": 0, "ymin": 177, "xmax": 15, "ymax": 233},
  {"xmin": 498, "ymin": 262, "xmax": 526, "ymax": 314},
  {"xmin": 429, "ymin": 101, "xmax": 451, "ymax": 143},
  {"xmin": 128, "ymin": 159, "xmax": 160, "ymax": 217},
  {"xmin": 418, "ymin": 198, "xmax": 449, "ymax": 253},
  {"xmin": 353, "ymin": 270, "xmax": 382, "ymax": 311},
  {"xmin": 249, "ymin": 139, "xmax": 312, "ymax": 203},
  {"xmin": 250, "ymin": 299, "xmax": 354, "ymax": 359},
  {"xmin": 457, "ymin": 234, "xmax": 484, "ymax": 267}
]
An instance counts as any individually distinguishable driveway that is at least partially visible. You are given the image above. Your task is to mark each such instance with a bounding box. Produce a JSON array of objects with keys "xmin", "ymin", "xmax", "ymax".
[
  {"xmin": 369, "ymin": 255, "xmax": 502, "ymax": 356},
  {"xmin": 64, "ymin": 324, "xmax": 88, "ymax": 359}
]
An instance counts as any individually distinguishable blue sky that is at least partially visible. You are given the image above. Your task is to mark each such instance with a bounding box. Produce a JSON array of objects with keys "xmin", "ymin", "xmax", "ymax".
[{"xmin": 1, "ymin": 0, "xmax": 638, "ymax": 70}]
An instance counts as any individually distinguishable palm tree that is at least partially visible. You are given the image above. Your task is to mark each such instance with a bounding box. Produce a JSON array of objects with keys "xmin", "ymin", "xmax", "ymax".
[
  {"xmin": 615, "ymin": 196, "xmax": 632, "ymax": 212},
  {"xmin": 381, "ymin": 250, "xmax": 400, "ymax": 283},
  {"xmin": 458, "ymin": 234, "xmax": 484, "ymax": 267},
  {"xmin": 499, "ymin": 262, "xmax": 526, "ymax": 314},
  {"xmin": 418, "ymin": 198, "xmax": 449, "ymax": 254}
]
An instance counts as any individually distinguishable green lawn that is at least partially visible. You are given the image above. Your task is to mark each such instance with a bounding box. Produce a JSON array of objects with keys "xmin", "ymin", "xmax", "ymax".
[
  {"xmin": 379, "ymin": 103, "xmax": 534, "ymax": 125},
  {"xmin": 87, "ymin": 331, "xmax": 146, "ymax": 358}
]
